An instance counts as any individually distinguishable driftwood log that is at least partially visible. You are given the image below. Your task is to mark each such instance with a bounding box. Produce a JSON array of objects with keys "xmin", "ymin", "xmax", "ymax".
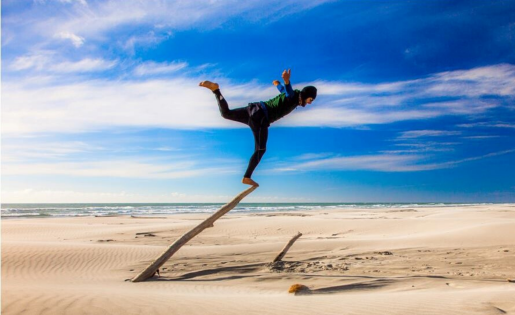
[
  {"xmin": 131, "ymin": 185, "xmax": 258, "ymax": 282},
  {"xmin": 273, "ymin": 232, "xmax": 302, "ymax": 262}
]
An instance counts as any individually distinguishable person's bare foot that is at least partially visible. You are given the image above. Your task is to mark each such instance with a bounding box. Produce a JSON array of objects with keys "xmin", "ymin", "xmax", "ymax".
[
  {"xmin": 199, "ymin": 81, "xmax": 219, "ymax": 91},
  {"xmin": 242, "ymin": 177, "xmax": 259, "ymax": 187}
]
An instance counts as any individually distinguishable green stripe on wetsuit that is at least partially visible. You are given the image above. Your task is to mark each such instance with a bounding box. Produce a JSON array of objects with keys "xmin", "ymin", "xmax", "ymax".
[{"xmin": 263, "ymin": 89, "xmax": 300, "ymax": 123}]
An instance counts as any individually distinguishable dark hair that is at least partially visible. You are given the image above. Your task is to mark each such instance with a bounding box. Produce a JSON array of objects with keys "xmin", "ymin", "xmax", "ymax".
[{"xmin": 301, "ymin": 86, "xmax": 317, "ymax": 100}]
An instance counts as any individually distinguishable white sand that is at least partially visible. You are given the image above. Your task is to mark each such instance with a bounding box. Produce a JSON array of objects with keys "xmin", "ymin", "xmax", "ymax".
[{"xmin": 2, "ymin": 204, "xmax": 515, "ymax": 314}]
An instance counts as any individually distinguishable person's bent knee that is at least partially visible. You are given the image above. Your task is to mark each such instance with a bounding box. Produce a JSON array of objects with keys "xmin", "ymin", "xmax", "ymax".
[
  {"xmin": 253, "ymin": 147, "xmax": 266, "ymax": 157},
  {"xmin": 221, "ymin": 111, "xmax": 231, "ymax": 119}
]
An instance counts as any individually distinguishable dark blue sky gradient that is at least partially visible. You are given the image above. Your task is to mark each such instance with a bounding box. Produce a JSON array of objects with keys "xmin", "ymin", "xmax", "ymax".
[{"xmin": 142, "ymin": 0, "xmax": 515, "ymax": 84}]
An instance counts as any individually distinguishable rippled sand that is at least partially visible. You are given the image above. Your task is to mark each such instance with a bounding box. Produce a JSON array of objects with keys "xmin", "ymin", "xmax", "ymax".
[{"xmin": 2, "ymin": 204, "xmax": 515, "ymax": 314}]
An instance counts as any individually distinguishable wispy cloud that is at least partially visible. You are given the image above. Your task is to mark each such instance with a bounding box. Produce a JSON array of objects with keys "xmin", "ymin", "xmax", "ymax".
[
  {"xmin": 51, "ymin": 58, "xmax": 118, "ymax": 73},
  {"xmin": 122, "ymin": 31, "xmax": 173, "ymax": 55},
  {"xmin": 2, "ymin": 159, "xmax": 238, "ymax": 179},
  {"xmin": 272, "ymin": 149, "xmax": 515, "ymax": 173},
  {"xmin": 462, "ymin": 135, "xmax": 501, "ymax": 140},
  {"xmin": 10, "ymin": 53, "xmax": 51, "ymax": 71},
  {"xmin": 10, "ymin": 53, "xmax": 117, "ymax": 73},
  {"xmin": 397, "ymin": 130, "xmax": 462, "ymax": 139},
  {"xmin": 35, "ymin": 0, "xmax": 88, "ymax": 5},
  {"xmin": 282, "ymin": 64, "xmax": 513, "ymax": 127},
  {"xmin": 417, "ymin": 149, "xmax": 515, "ymax": 171},
  {"xmin": 133, "ymin": 61, "xmax": 188, "ymax": 76},
  {"xmin": 3, "ymin": 64, "xmax": 514, "ymax": 135},
  {"xmin": 286, "ymin": 154, "xmax": 425, "ymax": 172},
  {"xmin": 5, "ymin": 0, "xmax": 333, "ymax": 57},
  {"xmin": 430, "ymin": 64, "xmax": 515, "ymax": 96},
  {"xmin": 56, "ymin": 31, "xmax": 85, "ymax": 47},
  {"xmin": 1, "ymin": 133, "xmax": 242, "ymax": 183},
  {"xmin": 2, "ymin": 76, "xmax": 230, "ymax": 134},
  {"xmin": 458, "ymin": 122, "xmax": 515, "ymax": 129},
  {"xmin": 293, "ymin": 153, "xmax": 335, "ymax": 161},
  {"xmin": 1, "ymin": 140, "xmax": 104, "ymax": 162}
]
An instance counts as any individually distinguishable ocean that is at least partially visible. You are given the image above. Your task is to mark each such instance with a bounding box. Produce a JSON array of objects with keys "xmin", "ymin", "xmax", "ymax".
[{"xmin": 0, "ymin": 203, "xmax": 491, "ymax": 218}]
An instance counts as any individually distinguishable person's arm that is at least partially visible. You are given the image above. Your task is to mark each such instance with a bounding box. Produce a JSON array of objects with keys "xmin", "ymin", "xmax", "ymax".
[
  {"xmin": 273, "ymin": 80, "xmax": 285, "ymax": 93},
  {"xmin": 282, "ymin": 69, "xmax": 294, "ymax": 99}
]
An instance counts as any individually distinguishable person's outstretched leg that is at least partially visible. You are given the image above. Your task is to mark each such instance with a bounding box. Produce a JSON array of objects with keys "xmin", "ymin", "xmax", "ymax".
[
  {"xmin": 199, "ymin": 81, "xmax": 248, "ymax": 124},
  {"xmin": 242, "ymin": 112, "xmax": 268, "ymax": 186}
]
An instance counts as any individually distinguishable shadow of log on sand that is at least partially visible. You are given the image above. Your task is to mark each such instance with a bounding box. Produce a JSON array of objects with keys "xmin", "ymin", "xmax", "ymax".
[
  {"xmin": 149, "ymin": 263, "xmax": 265, "ymax": 282},
  {"xmin": 287, "ymin": 278, "xmax": 399, "ymax": 295}
]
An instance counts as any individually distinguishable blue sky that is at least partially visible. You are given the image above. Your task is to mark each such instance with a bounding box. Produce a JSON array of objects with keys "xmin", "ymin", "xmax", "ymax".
[{"xmin": 2, "ymin": 0, "xmax": 515, "ymax": 203}]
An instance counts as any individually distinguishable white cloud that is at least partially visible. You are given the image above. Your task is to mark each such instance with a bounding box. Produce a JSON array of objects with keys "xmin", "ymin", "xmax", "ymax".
[
  {"xmin": 293, "ymin": 153, "xmax": 334, "ymax": 161},
  {"xmin": 10, "ymin": 53, "xmax": 117, "ymax": 73},
  {"xmin": 418, "ymin": 149, "xmax": 515, "ymax": 170},
  {"xmin": 283, "ymin": 107, "xmax": 442, "ymax": 127},
  {"xmin": 422, "ymin": 100, "xmax": 497, "ymax": 115},
  {"xmin": 11, "ymin": 0, "xmax": 332, "ymax": 56},
  {"xmin": 278, "ymin": 64, "xmax": 514, "ymax": 127},
  {"xmin": 462, "ymin": 135, "xmax": 501, "ymax": 140},
  {"xmin": 2, "ymin": 159, "xmax": 237, "ymax": 179},
  {"xmin": 10, "ymin": 53, "xmax": 51, "ymax": 71},
  {"xmin": 282, "ymin": 154, "xmax": 426, "ymax": 172},
  {"xmin": 397, "ymin": 130, "xmax": 462, "ymax": 139},
  {"xmin": 1, "ymin": 76, "xmax": 280, "ymax": 135},
  {"xmin": 122, "ymin": 31, "xmax": 173, "ymax": 55},
  {"xmin": 273, "ymin": 149, "xmax": 515, "ymax": 173},
  {"xmin": 3, "ymin": 64, "xmax": 514, "ymax": 135},
  {"xmin": 458, "ymin": 122, "xmax": 515, "ymax": 129},
  {"xmin": 1, "ymin": 140, "xmax": 103, "ymax": 162},
  {"xmin": 432, "ymin": 64, "xmax": 515, "ymax": 96},
  {"xmin": 154, "ymin": 146, "xmax": 179, "ymax": 152},
  {"xmin": 133, "ymin": 61, "xmax": 188, "ymax": 76},
  {"xmin": 35, "ymin": 0, "xmax": 88, "ymax": 5},
  {"xmin": 62, "ymin": 0, "xmax": 88, "ymax": 5},
  {"xmin": 56, "ymin": 31, "xmax": 85, "ymax": 47},
  {"xmin": 492, "ymin": 123, "xmax": 515, "ymax": 128},
  {"xmin": 50, "ymin": 58, "xmax": 117, "ymax": 72}
]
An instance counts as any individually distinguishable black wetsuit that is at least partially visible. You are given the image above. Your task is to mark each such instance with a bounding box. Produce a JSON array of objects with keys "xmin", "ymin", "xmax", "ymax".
[{"xmin": 213, "ymin": 85, "xmax": 299, "ymax": 178}]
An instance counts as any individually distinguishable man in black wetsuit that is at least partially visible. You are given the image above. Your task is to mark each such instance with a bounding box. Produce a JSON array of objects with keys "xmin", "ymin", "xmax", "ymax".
[{"xmin": 200, "ymin": 69, "xmax": 317, "ymax": 187}]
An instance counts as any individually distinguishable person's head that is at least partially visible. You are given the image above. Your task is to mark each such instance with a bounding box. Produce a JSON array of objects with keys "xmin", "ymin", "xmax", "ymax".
[{"xmin": 300, "ymin": 86, "xmax": 317, "ymax": 107}]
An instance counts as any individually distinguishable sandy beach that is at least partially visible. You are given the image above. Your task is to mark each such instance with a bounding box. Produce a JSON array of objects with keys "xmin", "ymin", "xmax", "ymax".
[{"xmin": 2, "ymin": 204, "xmax": 515, "ymax": 314}]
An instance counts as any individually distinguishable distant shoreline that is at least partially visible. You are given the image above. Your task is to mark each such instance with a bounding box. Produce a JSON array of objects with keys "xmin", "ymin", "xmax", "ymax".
[{"xmin": 2, "ymin": 202, "xmax": 507, "ymax": 219}]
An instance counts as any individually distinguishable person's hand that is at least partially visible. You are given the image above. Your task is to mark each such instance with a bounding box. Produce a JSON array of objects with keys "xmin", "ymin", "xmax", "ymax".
[
  {"xmin": 282, "ymin": 69, "xmax": 291, "ymax": 84},
  {"xmin": 272, "ymin": 80, "xmax": 280, "ymax": 86}
]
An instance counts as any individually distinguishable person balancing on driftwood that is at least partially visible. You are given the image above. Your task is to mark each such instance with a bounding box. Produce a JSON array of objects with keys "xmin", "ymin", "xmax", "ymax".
[{"xmin": 200, "ymin": 69, "xmax": 317, "ymax": 187}]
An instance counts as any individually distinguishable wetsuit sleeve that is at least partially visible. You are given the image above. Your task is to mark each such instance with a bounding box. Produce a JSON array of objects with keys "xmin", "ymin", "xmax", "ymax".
[
  {"xmin": 284, "ymin": 82, "xmax": 294, "ymax": 99},
  {"xmin": 276, "ymin": 83, "xmax": 285, "ymax": 93}
]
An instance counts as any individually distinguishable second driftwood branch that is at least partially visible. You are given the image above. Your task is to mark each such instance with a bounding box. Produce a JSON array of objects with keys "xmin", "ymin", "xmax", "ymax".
[{"xmin": 273, "ymin": 232, "xmax": 302, "ymax": 262}]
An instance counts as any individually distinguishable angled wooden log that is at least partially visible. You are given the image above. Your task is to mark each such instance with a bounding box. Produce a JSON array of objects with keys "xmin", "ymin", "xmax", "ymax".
[
  {"xmin": 131, "ymin": 185, "xmax": 258, "ymax": 282},
  {"xmin": 273, "ymin": 232, "xmax": 302, "ymax": 262}
]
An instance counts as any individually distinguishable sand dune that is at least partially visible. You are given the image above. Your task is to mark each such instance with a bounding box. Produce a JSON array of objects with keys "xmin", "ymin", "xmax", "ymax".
[{"xmin": 2, "ymin": 204, "xmax": 515, "ymax": 314}]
